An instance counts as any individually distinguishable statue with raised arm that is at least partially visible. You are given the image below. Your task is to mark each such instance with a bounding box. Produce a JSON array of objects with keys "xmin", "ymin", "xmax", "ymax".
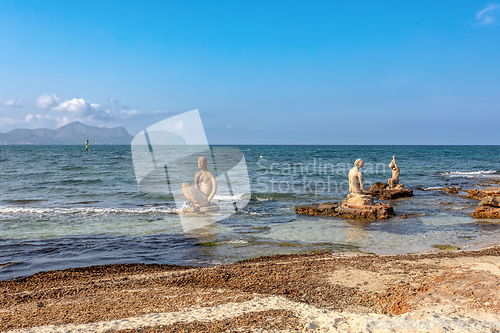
[
  {"xmin": 388, "ymin": 155, "xmax": 400, "ymax": 189},
  {"xmin": 348, "ymin": 159, "xmax": 366, "ymax": 194},
  {"xmin": 182, "ymin": 156, "xmax": 218, "ymax": 210}
]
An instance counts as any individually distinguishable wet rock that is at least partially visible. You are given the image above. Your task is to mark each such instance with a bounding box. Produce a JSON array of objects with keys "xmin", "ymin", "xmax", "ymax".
[
  {"xmin": 398, "ymin": 212, "xmax": 421, "ymax": 219},
  {"xmin": 369, "ymin": 182, "xmax": 388, "ymax": 190},
  {"xmin": 471, "ymin": 196, "xmax": 500, "ymax": 219},
  {"xmin": 480, "ymin": 196, "xmax": 500, "ymax": 207},
  {"xmin": 426, "ymin": 187, "xmax": 461, "ymax": 194},
  {"xmin": 295, "ymin": 201, "xmax": 395, "ymax": 219},
  {"xmin": 295, "ymin": 202, "xmax": 339, "ymax": 216},
  {"xmin": 442, "ymin": 187, "xmax": 461, "ymax": 194},
  {"xmin": 367, "ymin": 185, "xmax": 413, "ymax": 200},
  {"xmin": 336, "ymin": 203, "xmax": 395, "ymax": 219},
  {"xmin": 465, "ymin": 187, "xmax": 500, "ymax": 200}
]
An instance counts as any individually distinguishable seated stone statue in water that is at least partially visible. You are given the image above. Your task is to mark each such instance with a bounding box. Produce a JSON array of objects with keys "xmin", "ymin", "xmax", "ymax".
[
  {"xmin": 348, "ymin": 159, "xmax": 366, "ymax": 194},
  {"xmin": 182, "ymin": 156, "xmax": 217, "ymax": 208},
  {"xmin": 388, "ymin": 155, "xmax": 400, "ymax": 189},
  {"xmin": 346, "ymin": 159, "xmax": 373, "ymax": 206}
]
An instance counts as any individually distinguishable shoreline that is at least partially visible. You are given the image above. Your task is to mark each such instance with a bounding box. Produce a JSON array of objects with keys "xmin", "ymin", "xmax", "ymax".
[
  {"xmin": 3, "ymin": 234, "xmax": 499, "ymax": 283},
  {"xmin": 2, "ymin": 244, "xmax": 500, "ymax": 332}
]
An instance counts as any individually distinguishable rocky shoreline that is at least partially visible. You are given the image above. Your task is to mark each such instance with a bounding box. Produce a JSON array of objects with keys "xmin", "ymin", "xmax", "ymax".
[{"xmin": 2, "ymin": 246, "xmax": 500, "ymax": 332}]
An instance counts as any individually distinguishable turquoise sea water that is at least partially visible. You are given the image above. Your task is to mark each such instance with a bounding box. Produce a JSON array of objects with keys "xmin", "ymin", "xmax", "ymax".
[{"xmin": 1, "ymin": 145, "xmax": 500, "ymax": 280}]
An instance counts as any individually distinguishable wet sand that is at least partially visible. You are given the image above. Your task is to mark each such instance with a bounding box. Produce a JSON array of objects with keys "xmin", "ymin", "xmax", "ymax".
[{"xmin": 2, "ymin": 246, "xmax": 500, "ymax": 332}]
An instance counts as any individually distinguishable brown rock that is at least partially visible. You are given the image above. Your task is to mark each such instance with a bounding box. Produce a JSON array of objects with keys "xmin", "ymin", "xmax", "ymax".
[
  {"xmin": 466, "ymin": 187, "xmax": 500, "ymax": 200},
  {"xmin": 336, "ymin": 203, "xmax": 395, "ymax": 219},
  {"xmin": 295, "ymin": 201, "xmax": 395, "ymax": 219},
  {"xmin": 471, "ymin": 195, "xmax": 500, "ymax": 218},
  {"xmin": 398, "ymin": 212, "xmax": 420, "ymax": 219},
  {"xmin": 317, "ymin": 202, "xmax": 338, "ymax": 211},
  {"xmin": 369, "ymin": 182, "xmax": 388, "ymax": 190},
  {"xmin": 367, "ymin": 187, "xmax": 413, "ymax": 200},
  {"xmin": 295, "ymin": 203, "xmax": 339, "ymax": 216},
  {"xmin": 425, "ymin": 186, "xmax": 461, "ymax": 195},
  {"xmin": 471, "ymin": 206, "xmax": 500, "ymax": 219},
  {"xmin": 442, "ymin": 187, "xmax": 461, "ymax": 194},
  {"xmin": 479, "ymin": 196, "xmax": 500, "ymax": 207}
]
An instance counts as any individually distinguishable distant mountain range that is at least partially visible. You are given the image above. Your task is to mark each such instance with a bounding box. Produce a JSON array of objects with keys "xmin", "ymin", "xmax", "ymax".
[{"xmin": 0, "ymin": 122, "xmax": 133, "ymax": 145}]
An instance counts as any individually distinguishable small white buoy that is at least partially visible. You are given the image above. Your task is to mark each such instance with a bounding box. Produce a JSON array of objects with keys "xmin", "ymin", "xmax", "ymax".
[{"xmin": 260, "ymin": 156, "xmax": 263, "ymax": 158}]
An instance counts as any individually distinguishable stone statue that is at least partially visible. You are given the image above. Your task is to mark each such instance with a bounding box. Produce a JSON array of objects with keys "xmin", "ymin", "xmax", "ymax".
[
  {"xmin": 388, "ymin": 156, "xmax": 400, "ymax": 189},
  {"xmin": 182, "ymin": 156, "xmax": 218, "ymax": 209},
  {"xmin": 345, "ymin": 159, "xmax": 373, "ymax": 206},
  {"xmin": 348, "ymin": 159, "xmax": 366, "ymax": 194}
]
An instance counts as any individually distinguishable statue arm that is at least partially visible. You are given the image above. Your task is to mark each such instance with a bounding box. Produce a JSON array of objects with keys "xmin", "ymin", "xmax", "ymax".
[
  {"xmin": 391, "ymin": 156, "xmax": 398, "ymax": 170},
  {"xmin": 359, "ymin": 173, "xmax": 365, "ymax": 192},
  {"xmin": 194, "ymin": 172, "xmax": 201, "ymax": 192},
  {"xmin": 207, "ymin": 174, "xmax": 217, "ymax": 202}
]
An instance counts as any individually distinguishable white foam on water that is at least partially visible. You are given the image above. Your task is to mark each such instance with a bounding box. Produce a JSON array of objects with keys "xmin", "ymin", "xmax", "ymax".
[
  {"xmin": 212, "ymin": 193, "xmax": 247, "ymax": 201},
  {"xmin": 440, "ymin": 170, "xmax": 498, "ymax": 178},
  {"xmin": 220, "ymin": 239, "xmax": 248, "ymax": 245},
  {"xmin": 0, "ymin": 206, "xmax": 179, "ymax": 216},
  {"xmin": 255, "ymin": 195, "xmax": 273, "ymax": 201}
]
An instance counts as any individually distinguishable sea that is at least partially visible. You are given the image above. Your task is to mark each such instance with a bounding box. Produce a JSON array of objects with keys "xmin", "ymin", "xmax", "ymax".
[{"xmin": 1, "ymin": 145, "xmax": 500, "ymax": 281}]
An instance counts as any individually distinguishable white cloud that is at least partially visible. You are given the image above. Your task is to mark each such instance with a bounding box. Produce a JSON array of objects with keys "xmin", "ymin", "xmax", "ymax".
[
  {"xmin": 0, "ymin": 117, "xmax": 22, "ymax": 128},
  {"xmin": 121, "ymin": 109, "xmax": 140, "ymax": 117},
  {"xmin": 476, "ymin": 3, "xmax": 500, "ymax": 25},
  {"xmin": 33, "ymin": 94, "xmax": 142, "ymax": 127},
  {"xmin": 36, "ymin": 93, "xmax": 61, "ymax": 109},
  {"xmin": 3, "ymin": 99, "xmax": 23, "ymax": 108},
  {"xmin": 52, "ymin": 98, "xmax": 113, "ymax": 121},
  {"xmin": 24, "ymin": 113, "xmax": 52, "ymax": 123},
  {"xmin": 0, "ymin": 94, "xmax": 159, "ymax": 132}
]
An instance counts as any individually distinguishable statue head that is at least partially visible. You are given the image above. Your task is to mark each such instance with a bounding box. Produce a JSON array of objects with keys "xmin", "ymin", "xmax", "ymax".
[
  {"xmin": 354, "ymin": 159, "xmax": 364, "ymax": 168},
  {"xmin": 198, "ymin": 156, "xmax": 208, "ymax": 170}
]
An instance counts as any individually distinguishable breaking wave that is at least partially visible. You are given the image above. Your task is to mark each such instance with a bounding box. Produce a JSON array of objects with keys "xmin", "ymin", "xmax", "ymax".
[
  {"xmin": 0, "ymin": 206, "xmax": 179, "ymax": 217},
  {"xmin": 439, "ymin": 170, "xmax": 498, "ymax": 178}
]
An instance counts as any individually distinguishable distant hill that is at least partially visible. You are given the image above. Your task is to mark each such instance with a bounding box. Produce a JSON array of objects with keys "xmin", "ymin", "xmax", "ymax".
[{"xmin": 0, "ymin": 122, "xmax": 133, "ymax": 145}]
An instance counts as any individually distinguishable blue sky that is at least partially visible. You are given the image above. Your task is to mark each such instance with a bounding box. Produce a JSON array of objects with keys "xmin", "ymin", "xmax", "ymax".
[{"xmin": 1, "ymin": 1, "xmax": 499, "ymax": 144}]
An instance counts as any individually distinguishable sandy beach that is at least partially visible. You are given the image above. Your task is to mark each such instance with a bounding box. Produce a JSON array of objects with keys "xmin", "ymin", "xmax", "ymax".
[{"xmin": 1, "ymin": 245, "xmax": 500, "ymax": 332}]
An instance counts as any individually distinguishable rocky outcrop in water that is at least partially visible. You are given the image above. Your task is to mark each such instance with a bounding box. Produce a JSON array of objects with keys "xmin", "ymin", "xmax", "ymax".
[
  {"xmin": 471, "ymin": 196, "xmax": 500, "ymax": 219},
  {"xmin": 335, "ymin": 203, "xmax": 395, "ymax": 219},
  {"xmin": 295, "ymin": 203, "xmax": 339, "ymax": 216},
  {"xmin": 424, "ymin": 186, "xmax": 461, "ymax": 195},
  {"xmin": 465, "ymin": 187, "xmax": 500, "ymax": 200},
  {"xmin": 367, "ymin": 183, "xmax": 413, "ymax": 200},
  {"xmin": 441, "ymin": 187, "xmax": 461, "ymax": 194},
  {"xmin": 295, "ymin": 199, "xmax": 395, "ymax": 220}
]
